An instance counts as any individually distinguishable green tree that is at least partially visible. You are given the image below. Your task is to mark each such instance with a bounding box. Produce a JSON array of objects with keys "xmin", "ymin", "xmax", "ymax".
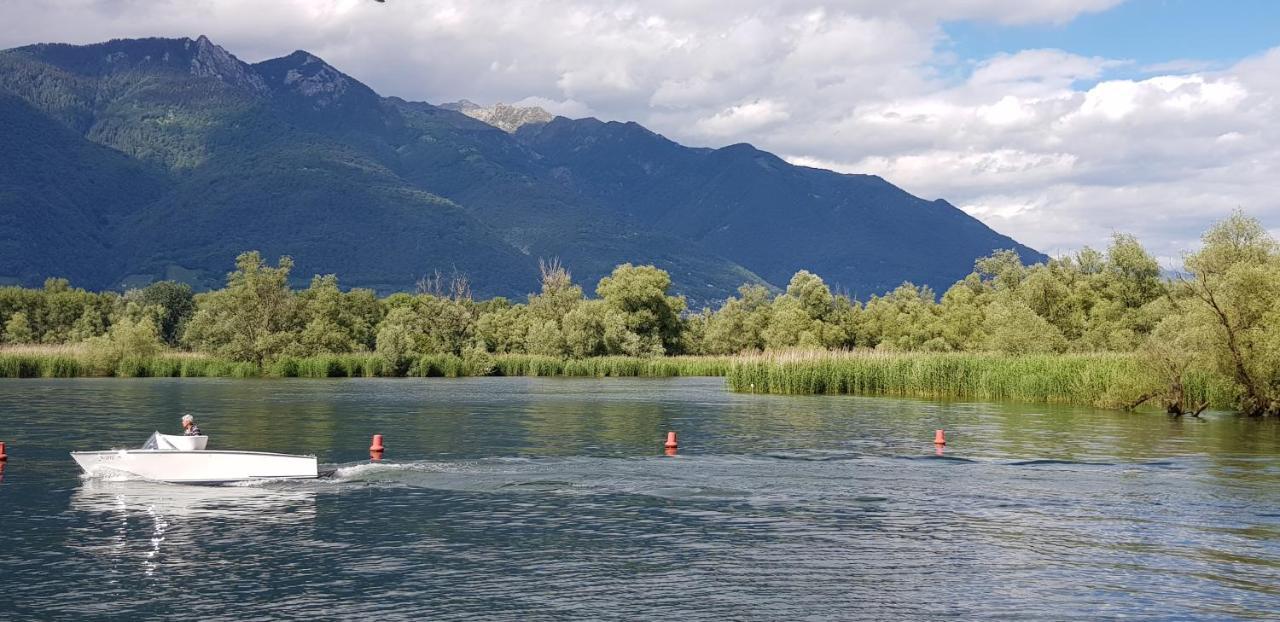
[
  {"xmin": 596, "ymin": 264, "xmax": 686, "ymax": 355},
  {"xmin": 21, "ymin": 281, "xmax": 116, "ymax": 344},
  {"xmin": 135, "ymin": 281, "xmax": 196, "ymax": 346},
  {"xmin": 528, "ymin": 259, "xmax": 583, "ymax": 323},
  {"xmin": 975, "ymin": 250, "xmax": 1027, "ymax": 290},
  {"xmin": 181, "ymin": 251, "xmax": 301, "ymax": 364},
  {"xmin": 560, "ymin": 299, "xmax": 609, "ymax": 358},
  {"xmin": 43, "ymin": 277, "xmax": 70, "ymax": 293},
  {"xmin": 935, "ymin": 275, "xmax": 989, "ymax": 351},
  {"xmin": 296, "ymin": 275, "xmax": 383, "ymax": 355},
  {"xmin": 680, "ymin": 308, "xmax": 712, "ymax": 355},
  {"xmin": 1180, "ymin": 212, "xmax": 1280, "ymax": 415},
  {"xmin": 787, "ymin": 271, "xmax": 835, "ymax": 319},
  {"xmin": 762, "ymin": 297, "xmax": 818, "ymax": 349},
  {"xmin": 983, "ymin": 296, "xmax": 1068, "ymax": 355},
  {"xmin": 761, "ymin": 272, "xmax": 854, "ymax": 350},
  {"xmin": 375, "ymin": 306, "xmax": 419, "ymax": 374},
  {"xmin": 475, "ymin": 303, "xmax": 529, "ymax": 354},
  {"xmin": 1142, "ymin": 310, "xmax": 1210, "ymax": 415},
  {"xmin": 1017, "ymin": 263, "xmax": 1077, "ymax": 337},
  {"xmin": 860, "ymin": 283, "xmax": 941, "ymax": 351},
  {"xmin": 1104, "ymin": 233, "xmax": 1164, "ymax": 308},
  {"xmin": 416, "ymin": 294, "xmax": 476, "ymax": 356},
  {"xmin": 85, "ymin": 303, "xmax": 166, "ymax": 374},
  {"xmin": 68, "ymin": 306, "xmax": 108, "ymax": 342},
  {"xmin": 703, "ymin": 284, "xmax": 773, "ymax": 354},
  {"xmin": 517, "ymin": 260, "xmax": 585, "ymax": 356},
  {"xmin": 525, "ymin": 318, "xmax": 567, "ymax": 356},
  {"xmin": 3, "ymin": 312, "xmax": 34, "ymax": 344}
]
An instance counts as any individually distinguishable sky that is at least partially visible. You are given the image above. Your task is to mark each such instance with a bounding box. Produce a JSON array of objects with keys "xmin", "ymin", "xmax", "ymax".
[{"xmin": 3, "ymin": 0, "xmax": 1279, "ymax": 264}]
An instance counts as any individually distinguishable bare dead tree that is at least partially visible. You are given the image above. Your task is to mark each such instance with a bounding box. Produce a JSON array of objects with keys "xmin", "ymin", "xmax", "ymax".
[
  {"xmin": 417, "ymin": 269, "xmax": 471, "ymax": 301},
  {"xmin": 450, "ymin": 272, "xmax": 472, "ymax": 302},
  {"xmin": 416, "ymin": 270, "xmax": 444, "ymax": 297},
  {"xmin": 538, "ymin": 258, "xmax": 572, "ymax": 291}
]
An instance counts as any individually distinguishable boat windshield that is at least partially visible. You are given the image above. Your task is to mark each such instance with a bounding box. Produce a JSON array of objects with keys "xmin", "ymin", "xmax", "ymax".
[{"xmin": 140, "ymin": 431, "xmax": 209, "ymax": 450}]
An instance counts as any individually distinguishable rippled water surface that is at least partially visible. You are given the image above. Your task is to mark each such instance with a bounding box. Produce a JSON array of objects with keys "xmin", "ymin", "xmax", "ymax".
[{"xmin": 1, "ymin": 377, "xmax": 1278, "ymax": 620}]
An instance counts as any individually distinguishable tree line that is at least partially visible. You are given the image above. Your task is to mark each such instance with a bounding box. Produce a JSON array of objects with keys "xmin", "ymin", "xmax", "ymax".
[{"xmin": 2, "ymin": 213, "xmax": 1279, "ymax": 415}]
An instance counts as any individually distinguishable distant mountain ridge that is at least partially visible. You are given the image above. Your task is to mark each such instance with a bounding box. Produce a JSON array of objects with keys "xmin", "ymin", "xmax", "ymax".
[{"xmin": 0, "ymin": 36, "xmax": 1045, "ymax": 303}]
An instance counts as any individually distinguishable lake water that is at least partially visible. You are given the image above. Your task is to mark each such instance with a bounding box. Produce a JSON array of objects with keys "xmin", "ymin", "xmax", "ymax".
[{"xmin": 0, "ymin": 377, "xmax": 1277, "ymax": 620}]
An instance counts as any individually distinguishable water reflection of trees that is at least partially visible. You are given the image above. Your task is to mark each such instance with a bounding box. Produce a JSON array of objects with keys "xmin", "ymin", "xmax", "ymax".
[{"xmin": 519, "ymin": 400, "xmax": 668, "ymax": 456}]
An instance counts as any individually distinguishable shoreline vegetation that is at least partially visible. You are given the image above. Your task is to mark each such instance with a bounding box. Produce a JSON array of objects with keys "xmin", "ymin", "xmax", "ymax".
[
  {"xmin": 0, "ymin": 345, "xmax": 1236, "ymax": 412},
  {"xmin": 3, "ymin": 212, "xmax": 1280, "ymax": 416},
  {"xmin": 0, "ymin": 345, "xmax": 732, "ymax": 380},
  {"xmin": 725, "ymin": 350, "xmax": 1238, "ymax": 411}
]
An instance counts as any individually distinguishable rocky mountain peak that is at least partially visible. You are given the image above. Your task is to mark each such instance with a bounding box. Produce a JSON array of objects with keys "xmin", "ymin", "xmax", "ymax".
[
  {"xmin": 251, "ymin": 50, "xmax": 376, "ymax": 110},
  {"xmin": 7, "ymin": 36, "xmax": 263, "ymax": 95},
  {"xmin": 443, "ymin": 99, "xmax": 482, "ymax": 112},
  {"xmin": 188, "ymin": 35, "xmax": 266, "ymax": 93},
  {"xmin": 440, "ymin": 100, "xmax": 554, "ymax": 132}
]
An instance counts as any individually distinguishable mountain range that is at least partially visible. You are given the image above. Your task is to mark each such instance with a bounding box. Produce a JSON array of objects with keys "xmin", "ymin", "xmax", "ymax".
[{"xmin": 0, "ymin": 36, "xmax": 1045, "ymax": 303}]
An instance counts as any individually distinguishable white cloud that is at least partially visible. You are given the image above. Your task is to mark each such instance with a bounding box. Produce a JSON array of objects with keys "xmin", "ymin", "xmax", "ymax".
[
  {"xmin": 0, "ymin": 0, "xmax": 1276, "ymax": 261},
  {"xmin": 511, "ymin": 96, "xmax": 594, "ymax": 118},
  {"xmin": 784, "ymin": 51, "xmax": 1280, "ymax": 260},
  {"xmin": 969, "ymin": 49, "xmax": 1115, "ymax": 88},
  {"xmin": 696, "ymin": 99, "xmax": 790, "ymax": 136}
]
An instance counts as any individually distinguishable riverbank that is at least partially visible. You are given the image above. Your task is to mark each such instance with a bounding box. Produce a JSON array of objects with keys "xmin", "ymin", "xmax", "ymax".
[
  {"xmin": 725, "ymin": 350, "xmax": 1238, "ymax": 410},
  {"xmin": 0, "ymin": 345, "xmax": 1240, "ymax": 412},
  {"xmin": 0, "ymin": 346, "xmax": 732, "ymax": 379}
]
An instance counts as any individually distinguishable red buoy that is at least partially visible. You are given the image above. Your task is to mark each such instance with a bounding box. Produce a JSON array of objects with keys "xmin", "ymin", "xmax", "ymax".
[
  {"xmin": 369, "ymin": 434, "xmax": 384, "ymax": 452},
  {"xmin": 664, "ymin": 431, "xmax": 678, "ymax": 449},
  {"xmin": 934, "ymin": 429, "xmax": 946, "ymax": 445},
  {"xmin": 0, "ymin": 441, "xmax": 7, "ymax": 461}
]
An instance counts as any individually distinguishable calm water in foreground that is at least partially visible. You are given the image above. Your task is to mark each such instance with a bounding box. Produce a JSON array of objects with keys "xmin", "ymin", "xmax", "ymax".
[{"xmin": 0, "ymin": 377, "xmax": 1277, "ymax": 620}]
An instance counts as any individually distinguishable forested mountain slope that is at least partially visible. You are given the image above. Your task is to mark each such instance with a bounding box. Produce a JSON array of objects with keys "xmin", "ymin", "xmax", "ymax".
[{"xmin": 0, "ymin": 36, "xmax": 1045, "ymax": 302}]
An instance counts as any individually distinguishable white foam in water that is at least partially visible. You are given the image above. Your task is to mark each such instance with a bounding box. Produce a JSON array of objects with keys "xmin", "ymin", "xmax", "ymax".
[
  {"xmin": 226, "ymin": 477, "xmax": 288, "ymax": 487},
  {"xmin": 79, "ymin": 467, "xmax": 146, "ymax": 482},
  {"xmin": 305, "ymin": 455, "xmax": 748, "ymax": 500},
  {"xmin": 328, "ymin": 460, "xmax": 450, "ymax": 482}
]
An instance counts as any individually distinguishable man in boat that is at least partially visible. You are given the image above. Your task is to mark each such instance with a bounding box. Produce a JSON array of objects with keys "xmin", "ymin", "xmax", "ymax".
[{"xmin": 182, "ymin": 414, "xmax": 202, "ymax": 436}]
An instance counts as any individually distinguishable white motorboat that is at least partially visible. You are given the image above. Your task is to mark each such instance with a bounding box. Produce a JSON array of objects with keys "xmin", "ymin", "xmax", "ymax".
[{"xmin": 71, "ymin": 432, "xmax": 318, "ymax": 484}]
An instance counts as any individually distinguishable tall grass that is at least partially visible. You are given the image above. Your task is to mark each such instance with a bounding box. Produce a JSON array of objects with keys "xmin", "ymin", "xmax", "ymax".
[
  {"xmin": 269, "ymin": 354, "xmax": 388, "ymax": 378},
  {"xmin": 492, "ymin": 355, "xmax": 731, "ymax": 377},
  {"xmin": 0, "ymin": 346, "xmax": 732, "ymax": 380},
  {"xmin": 0, "ymin": 345, "xmax": 1236, "ymax": 412},
  {"xmin": 727, "ymin": 350, "xmax": 1239, "ymax": 411},
  {"xmin": 0, "ymin": 345, "xmax": 258, "ymax": 379}
]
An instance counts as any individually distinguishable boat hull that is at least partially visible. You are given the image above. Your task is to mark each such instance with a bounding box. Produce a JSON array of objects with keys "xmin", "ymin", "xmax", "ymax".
[{"xmin": 70, "ymin": 449, "xmax": 318, "ymax": 484}]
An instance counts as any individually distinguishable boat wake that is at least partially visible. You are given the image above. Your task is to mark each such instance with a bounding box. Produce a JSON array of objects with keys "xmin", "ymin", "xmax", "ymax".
[
  {"xmin": 283, "ymin": 452, "xmax": 1187, "ymax": 501},
  {"xmin": 77, "ymin": 453, "xmax": 1202, "ymax": 508}
]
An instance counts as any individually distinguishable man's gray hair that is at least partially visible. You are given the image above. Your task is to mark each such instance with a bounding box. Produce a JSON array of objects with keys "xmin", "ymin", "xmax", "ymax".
[{"xmin": 182, "ymin": 414, "xmax": 194, "ymax": 424}]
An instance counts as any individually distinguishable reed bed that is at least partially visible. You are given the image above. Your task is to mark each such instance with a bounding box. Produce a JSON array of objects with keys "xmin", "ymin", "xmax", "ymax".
[
  {"xmin": 492, "ymin": 355, "xmax": 732, "ymax": 377},
  {"xmin": 0, "ymin": 347, "xmax": 732, "ymax": 380},
  {"xmin": 269, "ymin": 355, "xmax": 389, "ymax": 378},
  {"xmin": 726, "ymin": 350, "xmax": 1238, "ymax": 410},
  {"xmin": 0, "ymin": 346, "xmax": 257, "ymax": 379},
  {"xmin": 0, "ymin": 345, "xmax": 1241, "ymax": 412}
]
